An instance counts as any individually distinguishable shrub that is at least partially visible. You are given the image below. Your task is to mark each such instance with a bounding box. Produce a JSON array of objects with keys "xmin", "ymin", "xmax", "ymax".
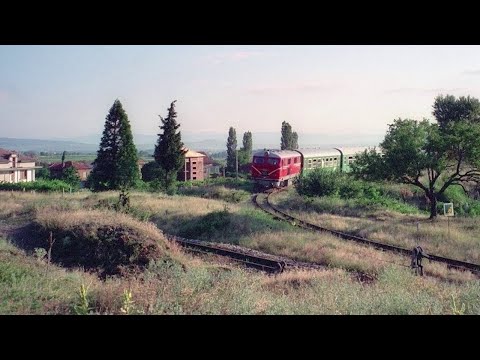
[
  {"xmin": 0, "ymin": 179, "xmax": 73, "ymax": 192},
  {"xmin": 295, "ymin": 169, "xmax": 341, "ymax": 197},
  {"xmin": 338, "ymin": 178, "xmax": 364, "ymax": 199}
]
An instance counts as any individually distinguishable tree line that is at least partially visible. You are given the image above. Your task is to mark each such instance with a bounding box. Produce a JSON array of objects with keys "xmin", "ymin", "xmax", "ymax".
[{"xmin": 87, "ymin": 97, "xmax": 301, "ymax": 190}]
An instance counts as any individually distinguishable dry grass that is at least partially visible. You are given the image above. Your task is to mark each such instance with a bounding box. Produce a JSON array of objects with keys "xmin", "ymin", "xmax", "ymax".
[
  {"xmin": 1, "ymin": 234, "xmax": 480, "ymax": 315},
  {"xmin": 271, "ymin": 190, "xmax": 480, "ymax": 264},
  {"xmin": 1, "ymin": 189, "xmax": 480, "ymax": 314}
]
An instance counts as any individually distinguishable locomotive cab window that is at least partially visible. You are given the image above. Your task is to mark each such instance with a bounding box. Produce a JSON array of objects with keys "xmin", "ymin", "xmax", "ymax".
[
  {"xmin": 254, "ymin": 157, "xmax": 264, "ymax": 164},
  {"xmin": 268, "ymin": 158, "xmax": 279, "ymax": 165}
]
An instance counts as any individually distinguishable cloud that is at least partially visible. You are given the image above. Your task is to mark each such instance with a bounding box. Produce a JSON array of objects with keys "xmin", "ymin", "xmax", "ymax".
[
  {"xmin": 462, "ymin": 69, "xmax": 480, "ymax": 75},
  {"xmin": 205, "ymin": 50, "xmax": 266, "ymax": 65},
  {"xmin": 247, "ymin": 82, "xmax": 331, "ymax": 94},
  {"xmin": 384, "ymin": 87, "xmax": 466, "ymax": 95}
]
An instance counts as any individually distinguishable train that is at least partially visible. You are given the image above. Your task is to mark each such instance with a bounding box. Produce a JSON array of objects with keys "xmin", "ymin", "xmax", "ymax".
[{"xmin": 250, "ymin": 147, "xmax": 370, "ymax": 187}]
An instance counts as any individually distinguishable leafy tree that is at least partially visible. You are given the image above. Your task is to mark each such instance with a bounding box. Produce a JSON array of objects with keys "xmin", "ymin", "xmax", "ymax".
[
  {"xmin": 433, "ymin": 95, "xmax": 480, "ymax": 130},
  {"xmin": 89, "ymin": 99, "xmax": 139, "ymax": 191},
  {"xmin": 61, "ymin": 166, "xmax": 81, "ymax": 188},
  {"xmin": 154, "ymin": 100, "xmax": 185, "ymax": 190},
  {"xmin": 352, "ymin": 114, "xmax": 480, "ymax": 219},
  {"xmin": 226, "ymin": 127, "xmax": 237, "ymax": 174},
  {"xmin": 281, "ymin": 121, "xmax": 299, "ymax": 150},
  {"xmin": 35, "ymin": 165, "xmax": 50, "ymax": 180}
]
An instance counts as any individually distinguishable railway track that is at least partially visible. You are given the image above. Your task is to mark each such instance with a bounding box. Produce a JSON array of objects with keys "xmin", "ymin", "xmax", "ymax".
[
  {"xmin": 253, "ymin": 189, "xmax": 480, "ymax": 276},
  {"xmin": 168, "ymin": 234, "xmax": 374, "ymax": 282},
  {"xmin": 169, "ymin": 235, "xmax": 287, "ymax": 273}
]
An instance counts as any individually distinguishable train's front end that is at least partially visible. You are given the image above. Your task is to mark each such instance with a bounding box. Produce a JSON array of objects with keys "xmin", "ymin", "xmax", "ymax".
[{"xmin": 251, "ymin": 150, "xmax": 283, "ymax": 188}]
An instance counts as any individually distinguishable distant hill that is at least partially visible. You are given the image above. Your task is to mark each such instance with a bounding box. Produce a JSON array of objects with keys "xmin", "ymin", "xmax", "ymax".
[
  {"xmin": 0, "ymin": 132, "xmax": 383, "ymax": 154},
  {"xmin": 0, "ymin": 138, "xmax": 97, "ymax": 153}
]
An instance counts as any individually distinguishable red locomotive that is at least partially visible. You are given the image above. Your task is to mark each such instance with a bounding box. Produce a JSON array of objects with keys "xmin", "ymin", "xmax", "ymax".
[{"xmin": 251, "ymin": 149, "xmax": 302, "ymax": 187}]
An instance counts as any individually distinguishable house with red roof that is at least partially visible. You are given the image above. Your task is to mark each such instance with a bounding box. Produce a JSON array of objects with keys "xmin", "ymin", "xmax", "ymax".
[
  {"xmin": 49, "ymin": 161, "xmax": 93, "ymax": 181},
  {"xmin": 0, "ymin": 148, "xmax": 41, "ymax": 183}
]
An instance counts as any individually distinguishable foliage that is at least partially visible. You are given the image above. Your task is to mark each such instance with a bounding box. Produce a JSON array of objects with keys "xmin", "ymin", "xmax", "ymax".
[
  {"xmin": 120, "ymin": 289, "xmax": 136, "ymax": 314},
  {"xmin": 73, "ymin": 283, "xmax": 92, "ymax": 315},
  {"xmin": 433, "ymin": 94, "xmax": 480, "ymax": 130},
  {"xmin": 352, "ymin": 99, "xmax": 480, "ymax": 219},
  {"xmin": 294, "ymin": 168, "xmax": 340, "ymax": 197},
  {"xmin": 35, "ymin": 166, "xmax": 51, "ymax": 180},
  {"xmin": 281, "ymin": 121, "xmax": 298, "ymax": 150},
  {"xmin": 141, "ymin": 161, "xmax": 164, "ymax": 182},
  {"xmin": 59, "ymin": 167, "xmax": 81, "ymax": 188},
  {"xmin": 238, "ymin": 131, "xmax": 252, "ymax": 167},
  {"xmin": 154, "ymin": 100, "xmax": 185, "ymax": 191},
  {"xmin": 89, "ymin": 100, "xmax": 139, "ymax": 191},
  {"xmin": 0, "ymin": 179, "xmax": 73, "ymax": 192},
  {"xmin": 226, "ymin": 127, "xmax": 237, "ymax": 174}
]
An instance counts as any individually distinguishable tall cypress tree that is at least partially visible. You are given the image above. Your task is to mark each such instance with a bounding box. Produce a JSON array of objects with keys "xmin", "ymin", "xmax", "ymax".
[
  {"xmin": 154, "ymin": 100, "xmax": 185, "ymax": 189},
  {"xmin": 281, "ymin": 121, "xmax": 298, "ymax": 150},
  {"xmin": 90, "ymin": 99, "xmax": 139, "ymax": 191},
  {"xmin": 238, "ymin": 131, "xmax": 252, "ymax": 166},
  {"xmin": 292, "ymin": 131, "xmax": 299, "ymax": 150},
  {"xmin": 226, "ymin": 127, "xmax": 237, "ymax": 174}
]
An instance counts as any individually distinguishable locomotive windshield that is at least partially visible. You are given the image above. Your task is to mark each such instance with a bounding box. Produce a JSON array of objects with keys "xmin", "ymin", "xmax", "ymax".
[
  {"xmin": 267, "ymin": 158, "xmax": 279, "ymax": 165},
  {"xmin": 253, "ymin": 157, "xmax": 264, "ymax": 164}
]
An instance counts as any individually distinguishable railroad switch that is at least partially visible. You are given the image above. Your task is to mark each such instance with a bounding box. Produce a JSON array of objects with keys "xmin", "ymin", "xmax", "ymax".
[{"xmin": 411, "ymin": 246, "xmax": 430, "ymax": 276}]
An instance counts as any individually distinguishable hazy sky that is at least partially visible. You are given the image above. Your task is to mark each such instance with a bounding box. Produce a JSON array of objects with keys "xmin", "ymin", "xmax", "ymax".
[{"xmin": 2, "ymin": 45, "xmax": 480, "ymax": 139}]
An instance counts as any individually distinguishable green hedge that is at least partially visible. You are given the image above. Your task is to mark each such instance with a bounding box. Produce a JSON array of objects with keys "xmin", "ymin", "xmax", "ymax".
[{"xmin": 0, "ymin": 179, "xmax": 74, "ymax": 192}]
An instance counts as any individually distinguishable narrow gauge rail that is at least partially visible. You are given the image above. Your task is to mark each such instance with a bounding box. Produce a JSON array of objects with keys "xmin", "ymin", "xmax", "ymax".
[
  {"xmin": 253, "ymin": 190, "xmax": 480, "ymax": 275},
  {"xmin": 169, "ymin": 235, "xmax": 286, "ymax": 273},
  {"xmin": 169, "ymin": 235, "xmax": 374, "ymax": 282}
]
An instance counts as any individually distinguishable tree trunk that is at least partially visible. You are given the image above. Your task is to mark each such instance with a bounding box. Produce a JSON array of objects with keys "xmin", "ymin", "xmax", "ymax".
[{"xmin": 429, "ymin": 193, "xmax": 438, "ymax": 219}]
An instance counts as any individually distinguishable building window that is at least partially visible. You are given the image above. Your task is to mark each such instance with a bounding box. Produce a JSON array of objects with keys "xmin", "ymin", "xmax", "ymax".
[
  {"xmin": 193, "ymin": 177, "xmax": 196, "ymax": 180},
  {"xmin": 193, "ymin": 167, "xmax": 196, "ymax": 170}
]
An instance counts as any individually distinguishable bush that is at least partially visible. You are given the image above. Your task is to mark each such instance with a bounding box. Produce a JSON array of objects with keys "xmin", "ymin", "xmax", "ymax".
[
  {"xmin": 295, "ymin": 168, "xmax": 341, "ymax": 197},
  {"xmin": 438, "ymin": 185, "xmax": 480, "ymax": 216},
  {"xmin": 0, "ymin": 179, "xmax": 73, "ymax": 192},
  {"xmin": 338, "ymin": 178, "xmax": 364, "ymax": 199}
]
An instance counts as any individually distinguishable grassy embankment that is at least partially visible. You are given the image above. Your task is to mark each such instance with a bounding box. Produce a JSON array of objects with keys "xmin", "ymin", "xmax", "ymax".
[{"xmin": 0, "ymin": 188, "xmax": 479, "ymax": 314}]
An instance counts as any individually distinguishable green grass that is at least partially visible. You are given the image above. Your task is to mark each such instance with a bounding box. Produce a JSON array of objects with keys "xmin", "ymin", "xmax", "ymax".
[
  {"xmin": 38, "ymin": 154, "xmax": 97, "ymax": 164},
  {"xmin": 2, "ymin": 234, "xmax": 480, "ymax": 315},
  {"xmin": 1, "ymin": 191, "xmax": 480, "ymax": 314}
]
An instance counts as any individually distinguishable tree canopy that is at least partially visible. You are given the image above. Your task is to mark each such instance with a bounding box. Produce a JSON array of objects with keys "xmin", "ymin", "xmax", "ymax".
[
  {"xmin": 352, "ymin": 95, "xmax": 480, "ymax": 218},
  {"xmin": 89, "ymin": 99, "xmax": 139, "ymax": 191},
  {"xmin": 433, "ymin": 95, "xmax": 480, "ymax": 130}
]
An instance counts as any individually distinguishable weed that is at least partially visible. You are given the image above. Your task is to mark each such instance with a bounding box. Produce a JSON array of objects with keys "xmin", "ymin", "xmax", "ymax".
[
  {"xmin": 73, "ymin": 283, "xmax": 92, "ymax": 315},
  {"xmin": 451, "ymin": 294, "xmax": 466, "ymax": 315}
]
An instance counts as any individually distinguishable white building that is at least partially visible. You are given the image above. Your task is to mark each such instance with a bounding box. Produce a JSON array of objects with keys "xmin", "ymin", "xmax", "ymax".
[{"xmin": 0, "ymin": 148, "xmax": 41, "ymax": 183}]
